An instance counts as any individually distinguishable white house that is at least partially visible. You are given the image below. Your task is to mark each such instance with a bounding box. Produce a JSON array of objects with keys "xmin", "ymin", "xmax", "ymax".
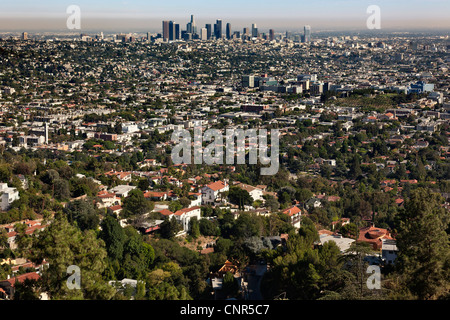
[
  {"xmin": 109, "ymin": 185, "xmax": 136, "ymax": 198},
  {"xmin": 236, "ymin": 183, "xmax": 264, "ymax": 202},
  {"xmin": 382, "ymin": 239, "xmax": 398, "ymax": 265},
  {"xmin": 282, "ymin": 206, "xmax": 302, "ymax": 229},
  {"xmin": 188, "ymin": 192, "xmax": 202, "ymax": 207},
  {"xmin": 319, "ymin": 233, "xmax": 355, "ymax": 253},
  {"xmin": 0, "ymin": 183, "xmax": 20, "ymax": 211},
  {"xmin": 96, "ymin": 191, "xmax": 121, "ymax": 209},
  {"xmin": 201, "ymin": 180, "xmax": 229, "ymax": 205},
  {"xmin": 174, "ymin": 206, "xmax": 202, "ymax": 233}
]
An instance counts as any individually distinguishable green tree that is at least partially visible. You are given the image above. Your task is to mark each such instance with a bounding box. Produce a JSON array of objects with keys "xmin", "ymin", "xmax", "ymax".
[
  {"xmin": 394, "ymin": 188, "xmax": 450, "ymax": 300},
  {"xmin": 28, "ymin": 216, "xmax": 115, "ymax": 300},
  {"xmin": 228, "ymin": 187, "xmax": 253, "ymax": 210},
  {"xmin": 189, "ymin": 217, "xmax": 200, "ymax": 239},
  {"xmin": 100, "ymin": 215, "xmax": 126, "ymax": 261},
  {"xmin": 159, "ymin": 216, "xmax": 182, "ymax": 239},
  {"xmin": 65, "ymin": 199, "xmax": 99, "ymax": 231},
  {"xmin": 122, "ymin": 189, "xmax": 154, "ymax": 217}
]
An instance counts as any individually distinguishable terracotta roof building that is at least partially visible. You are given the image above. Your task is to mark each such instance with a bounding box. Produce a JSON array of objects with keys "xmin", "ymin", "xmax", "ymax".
[{"xmin": 358, "ymin": 224, "xmax": 394, "ymax": 250}]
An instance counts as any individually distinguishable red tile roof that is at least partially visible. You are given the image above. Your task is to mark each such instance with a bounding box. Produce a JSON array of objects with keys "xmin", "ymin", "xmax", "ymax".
[
  {"xmin": 282, "ymin": 206, "xmax": 301, "ymax": 216},
  {"xmin": 1, "ymin": 272, "xmax": 40, "ymax": 286},
  {"xmin": 159, "ymin": 209, "xmax": 174, "ymax": 216},
  {"xmin": 206, "ymin": 181, "xmax": 227, "ymax": 191},
  {"xmin": 174, "ymin": 206, "xmax": 200, "ymax": 216}
]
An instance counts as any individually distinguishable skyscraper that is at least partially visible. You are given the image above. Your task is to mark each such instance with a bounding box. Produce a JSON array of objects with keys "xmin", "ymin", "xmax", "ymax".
[
  {"xmin": 22, "ymin": 32, "xmax": 28, "ymax": 40},
  {"xmin": 175, "ymin": 24, "xmax": 180, "ymax": 40},
  {"xmin": 269, "ymin": 29, "xmax": 275, "ymax": 41},
  {"xmin": 251, "ymin": 23, "xmax": 258, "ymax": 38},
  {"xmin": 186, "ymin": 15, "xmax": 197, "ymax": 35},
  {"xmin": 162, "ymin": 21, "xmax": 170, "ymax": 41},
  {"xmin": 304, "ymin": 25, "xmax": 311, "ymax": 43},
  {"xmin": 205, "ymin": 24, "xmax": 212, "ymax": 40},
  {"xmin": 226, "ymin": 23, "xmax": 232, "ymax": 40},
  {"xmin": 214, "ymin": 19, "xmax": 223, "ymax": 39},
  {"xmin": 169, "ymin": 21, "xmax": 175, "ymax": 41},
  {"xmin": 201, "ymin": 28, "xmax": 208, "ymax": 41}
]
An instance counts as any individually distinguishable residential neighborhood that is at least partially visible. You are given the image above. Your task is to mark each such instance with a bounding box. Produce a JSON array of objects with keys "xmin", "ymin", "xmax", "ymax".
[{"xmin": 0, "ymin": 11, "xmax": 449, "ymax": 303}]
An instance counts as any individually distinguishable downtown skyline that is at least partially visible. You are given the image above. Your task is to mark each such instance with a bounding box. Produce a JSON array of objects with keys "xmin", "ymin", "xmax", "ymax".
[{"xmin": 1, "ymin": 0, "xmax": 450, "ymax": 32}]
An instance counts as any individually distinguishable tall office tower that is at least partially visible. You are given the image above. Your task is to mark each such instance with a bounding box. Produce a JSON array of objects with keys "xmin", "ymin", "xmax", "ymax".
[
  {"xmin": 226, "ymin": 23, "xmax": 232, "ymax": 40},
  {"xmin": 214, "ymin": 19, "xmax": 223, "ymax": 39},
  {"xmin": 251, "ymin": 23, "xmax": 258, "ymax": 37},
  {"xmin": 100, "ymin": 32, "xmax": 104, "ymax": 40},
  {"xmin": 186, "ymin": 21, "xmax": 192, "ymax": 34},
  {"xmin": 22, "ymin": 32, "xmax": 28, "ymax": 40},
  {"xmin": 187, "ymin": 15, "xmax": 197, "ymax": 35},
  {"xmin": 169, "ymin": 21, "xmax": 175, "ymax": 41},
  {"xmin": 205, "ymin": 24, "xmax": 212, "ymax": 40},
  {"xmin": 175, "ymin": 24, "xmax": 180, "ymax": 40},
  {"xmin": 269, "ymin": 29, "xmax": 275, "ymax": 41},
  {"xmin": 304, "ymin": 25, "xmax": 311, "ymax": 42},
  {"xmin": 147, "ymin": 32, "xmax": 151, "ymax": 41},
  {"xmin": 242, "ymin": 75, "xmax": 255, "ymax": 88},
  {"xmin": 162, "ymin": 21, "xmax": 170, "ymax": 41},
  {"xmin": 201, "ymin": 28, "xmax": 208, "ymax": 41}
]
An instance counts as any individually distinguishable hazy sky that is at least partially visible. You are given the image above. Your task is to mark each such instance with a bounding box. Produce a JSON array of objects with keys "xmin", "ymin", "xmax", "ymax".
[{"xmin": 1, "ymin": 0, "xmax": 449, "ymax": 32}]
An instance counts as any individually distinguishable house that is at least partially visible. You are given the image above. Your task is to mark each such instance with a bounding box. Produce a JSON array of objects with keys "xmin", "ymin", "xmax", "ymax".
[
  {"xmin": 143, "ymin": 191, "xmax": 168, "ymax": 201},
  {"xmin": 0, "ymin": 183, "xmax": 20, "ymax": 211},
  {"xmin": 174, "ymin": 206, "xmax": 201, "ymax": 233},
  {"xmin": 5, "ymin": 220, "xmax": 47, "ymax": 250},
  {"xmin": 188, "ymin": 192, "xmax": 202, "ymax": 207},
  {"xmin": 159, "ymin": 209, "xmax": 175, "ymax": 218},
  {"xmin": 96, "ymin": 191, "xmax": 121, "ymax": 209},
  {"xmin": 331, "ymin": 217, "xmax": 350, "ymax": 230},
  {"xmin": 236, "ymin": 183, "xmax": 264, "ymax": 202},
  {"xmin": 319, "ymin": 233, "xmax": 355, "ymax": 253},
  {"xmin": 382, "ymin": 239, "xmax": 398, "ymax": 265},
  {"xmin": 109, "ymin": 185, "xmax": 136, "ymax": 198},
  {"xmin": 108, "ymin": 205, "xmax": 123, "ymax": 216},
  {"xmin": 282, "ymin": 206, "xmax": 302, "ymax": 229},
  {"xmin": 0, "ymin": 272, "xmax": 42, "ymax": 300},
  {"xmin": 201, "ymin": 180, "xmax": 229, "ymax": 205},
  {"xmin": 358, "ymin": 224, "xmax": 394, "ymax": 250},
  {"xmin": 305, "ymin": 197, "xmax": 322, "ymax": 209}
]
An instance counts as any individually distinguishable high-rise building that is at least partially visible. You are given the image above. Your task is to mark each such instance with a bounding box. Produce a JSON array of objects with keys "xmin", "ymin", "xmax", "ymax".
[
  {"xmin": 205, "ymin": 24, "xmax": 212, "ymax": 40},
  {"xmin": 187, "ymin": 15, "xmax": 197, "ymax": 35},
  {"xmin": 175, "ymin": 24, "xmax": 180, "ymax": 40},
  {"xmin": 251, "ymin": 24, "xmax": 258, "ymax": 38},
  {"xmin": 226, "ymin": 23, "xmax": 232, "ymax": 40},
  {"xmin": 191, "ymin": 15, "xmax": 197, "ymax": 35},
  {"xmin": 214, "ymin": 19, "xmax": 223, "ymax": 39},
  {"xmin": 243, "ymin": 27, "xmax": 249, "ymax": 36},
  {"xmin": 269, "ymin": 29, "xmax": 275, "ymax": 41},
  {"xmin": 304, "ymin": 25, "xmax": 311, "ymax": 43},
  {"xmin": 169, "ymin": 21, "xmax": 175, "ymax": 41},
  {"xmin": 242, "ymin": 75, "xmax": 255, "ymax": 88},
  {"xmin": 162, "ymin": 21, "xmax": 170, "ymax": 41},
  {"xmin": 201, "ymin": 28, "xmax": 208, "ymax": 41},
  {"xmin": 22, "ymin": 32, "xmax": 28, "ymax": 40}
]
